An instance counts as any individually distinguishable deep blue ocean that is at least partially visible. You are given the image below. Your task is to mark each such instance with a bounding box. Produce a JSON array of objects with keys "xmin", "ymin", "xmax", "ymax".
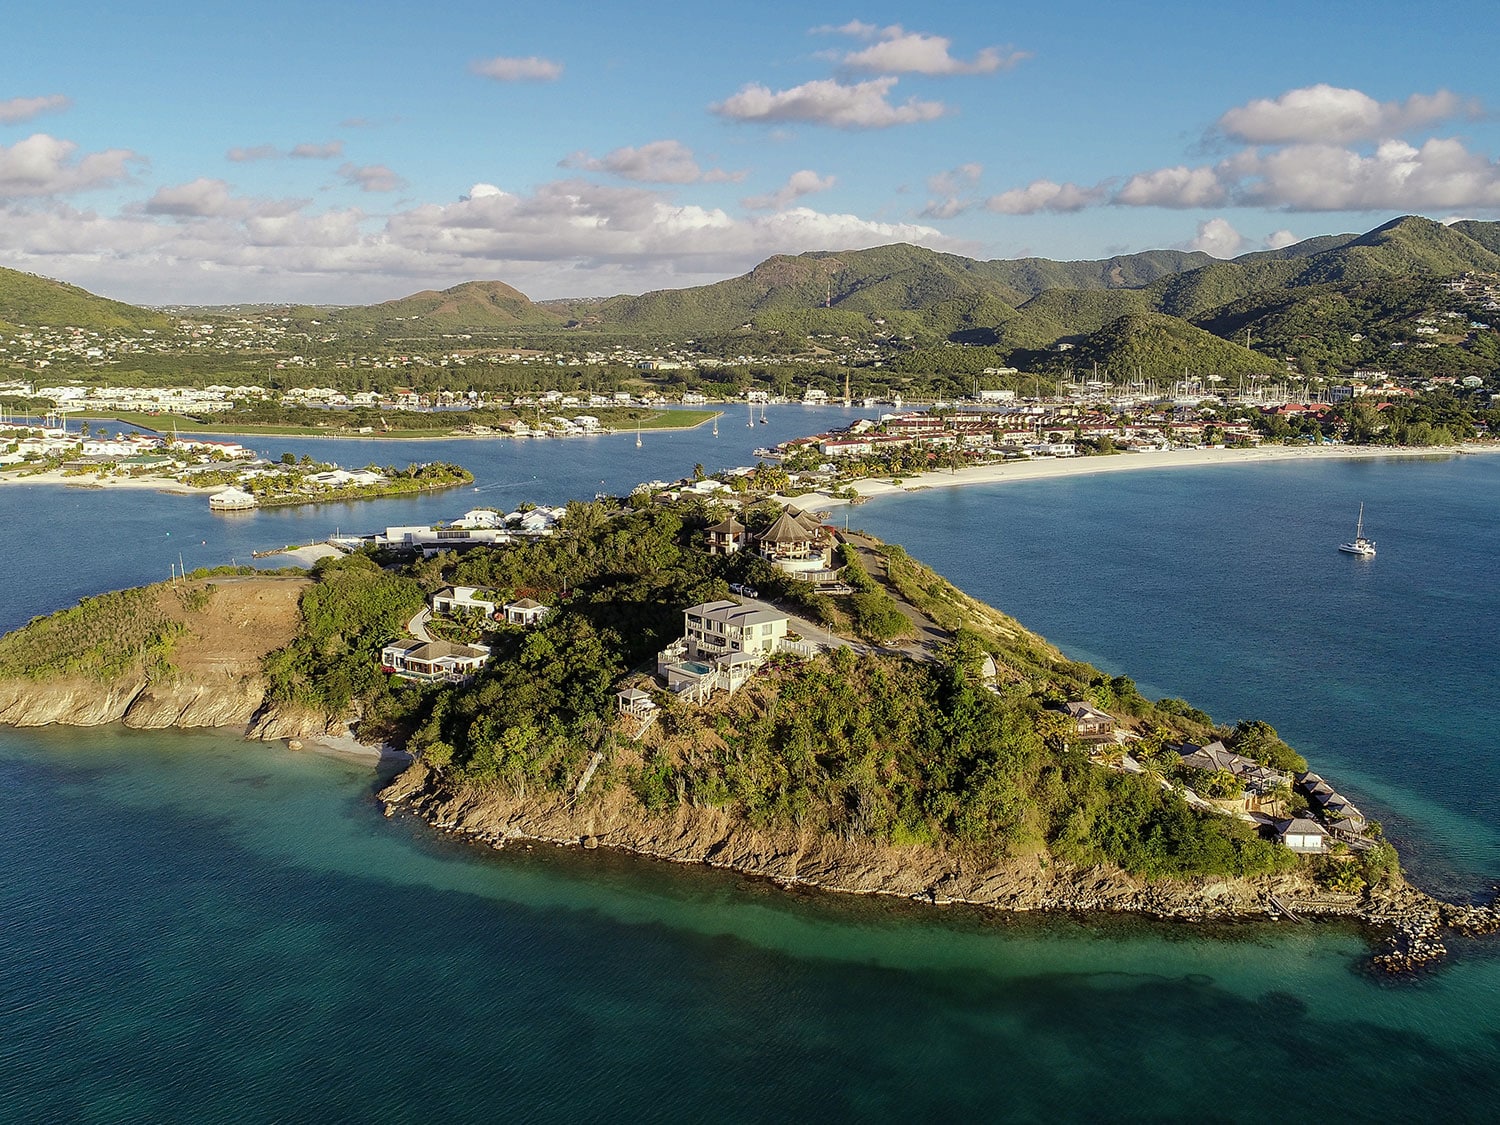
[{"xmin": 2, "ymin": 419, "xmax": 1497, "ymax": 1122}]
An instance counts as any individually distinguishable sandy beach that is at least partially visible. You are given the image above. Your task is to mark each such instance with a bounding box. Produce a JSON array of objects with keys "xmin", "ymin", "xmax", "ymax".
[
  {"xmin": 0, "ymin": 467, "xmax": 219, "ymax": 494},
  {"xmin": 788, "ymin": 442, "xmax": 1500, "ymax": 510}
]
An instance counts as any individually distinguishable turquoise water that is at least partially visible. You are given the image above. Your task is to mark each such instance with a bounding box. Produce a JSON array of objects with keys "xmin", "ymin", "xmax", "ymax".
[
  {"xmin": 3, "ymin": 727, "xmax": 1497, "ymax": 1122},
  {"xmin": 3, "ymin": 443, "xmax": 1500, "ymax": 1119}
]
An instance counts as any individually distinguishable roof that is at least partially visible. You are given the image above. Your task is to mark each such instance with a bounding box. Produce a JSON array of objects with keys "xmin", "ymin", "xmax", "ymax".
[
  {"xmin": 706, "ymin": 516, "xmax": 745, "ymax": 534},
  {"xmin": 761, "ymin": 509, "xmax": 817, "ymax": 544},
  {"xmin": 507, "ymin": 597, "xmax": 546, "ymax": 610},
  {"xmin": 407, "ymin": 640, "xmax": 489, "ymax": 661},
  {"xmin": 1276, "ymin": 817, "xmax": 1328, "ymax": 838},
  {"xmin": 617, "ymin": 687, "xmax": 653, "ymax": 702},
  {"xmin": 685, "ymin": 600, "xmax": 787, "ymax": 629},
  {"xmin": 1061, "ymin": 700, "xmax": 1114, "ymax": 723}
]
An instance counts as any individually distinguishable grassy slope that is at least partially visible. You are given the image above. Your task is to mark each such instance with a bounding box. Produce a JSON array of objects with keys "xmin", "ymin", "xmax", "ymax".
[{"xmin": 0, "ymin": 266, "xmax": 174, "ymax": 332}]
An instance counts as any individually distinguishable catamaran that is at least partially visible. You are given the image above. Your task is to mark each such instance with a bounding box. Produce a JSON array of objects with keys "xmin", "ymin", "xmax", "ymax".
[{"xmin": 1338, "ymin": 503, "xmax": 1376, "ymax": 557}]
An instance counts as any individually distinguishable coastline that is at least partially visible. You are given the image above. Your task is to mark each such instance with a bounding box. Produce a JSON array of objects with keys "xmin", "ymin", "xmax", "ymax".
[
  {"xmin": 788, "ymin": 442, "xmax": 1500, "ymax": 510},
  {"xmin": 377, "ymin": 762, "xmax": 1499, "ymax": 972}
]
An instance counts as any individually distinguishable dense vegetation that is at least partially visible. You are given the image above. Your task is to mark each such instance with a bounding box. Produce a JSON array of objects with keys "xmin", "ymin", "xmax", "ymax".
[
  {"xmin": 0, "ymin": 585, "xmax": 183, "ymax": 681},
  {"xmin": 245, "ymin": 499, "xmax": 1332, "ymax": 883}
]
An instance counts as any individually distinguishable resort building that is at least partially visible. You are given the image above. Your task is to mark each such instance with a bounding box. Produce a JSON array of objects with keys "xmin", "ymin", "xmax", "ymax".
[
  {"xmin": 1177, "ymin": 741, "xmax": 1288, "ymax": 796},
  {"xmin": 380, "ymin": 640, "xmax": 490, "ymax": 684},
  {"xmin": 1275, "ymin": 817, "xmax": 1330, "ymax": 854},
  {"xmin": 757, "ymin": 509, "xmax": 838, "ymax": 581},
  {"xmin": 431, "ymin": 586, "xmax": 500, "ymax": 618},
  {"xmin": 208, "ymin": 486, "xmax": 257, "ymax": 511},
  {"xmin": 682, "ymin": 600, "xmax": 788, "ymax": 660}
]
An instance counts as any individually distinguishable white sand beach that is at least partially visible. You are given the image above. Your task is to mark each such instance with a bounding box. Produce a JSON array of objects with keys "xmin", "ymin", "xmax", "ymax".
[
  {"xmin": 0, "ymin": 467, "xmax": 219, "ymax": 493},
  {"xmin": 789, "ymin": 442, "xmax": 1499, "ymax": 511}
]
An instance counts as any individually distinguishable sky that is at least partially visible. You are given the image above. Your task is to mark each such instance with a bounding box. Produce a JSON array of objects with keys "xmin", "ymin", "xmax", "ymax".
[{"xmin": 3, "ymin": 0, "xmax": 1498, "ymax": 306}]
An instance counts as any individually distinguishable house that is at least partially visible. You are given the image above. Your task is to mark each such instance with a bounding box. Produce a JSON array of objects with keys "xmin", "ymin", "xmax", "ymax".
[
  {"xmin": 1059, "ymin": 700, "xmax": 1116, "ymax": 740},
  {"xmin": 431, "ymin": 586, "xmax": 499, "ymax": 618},
  {"xmin": 682, "ymin": 600, "xmax": 788, "ymax": 660},
  {"xmin": 1275, "ymin": 817, "xmax": 1329, "ymax": 854},
  {"xmin": 705, "ymin": 515, "xmax": 747, "ymax": 556},
  {"xmin": 380, "ymin": 640, "xmax": 490, "ymax": 683},
  {"xmin": 657, "ymin": 601, "xmax": 794, "ymax": 702},
  {"xmin": 503, "ymin": 598, "xmax": 550, "ymax": 627}
]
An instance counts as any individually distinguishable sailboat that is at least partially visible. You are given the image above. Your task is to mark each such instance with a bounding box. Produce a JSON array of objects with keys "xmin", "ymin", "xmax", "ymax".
[
  {"xmin": 1338, "ymin": 503, "xmax": 1376, "ymax": 557},
  {"xmin": 712, "ymin": 416, "xmax": 718, "ymax": 437},
  {"xmin": 635, "ymin": 420, "xmax": 642, "ymax": 449},
  {"xmin": 758, "ymin": 402, "xmax": 768, "ymax": 424}
]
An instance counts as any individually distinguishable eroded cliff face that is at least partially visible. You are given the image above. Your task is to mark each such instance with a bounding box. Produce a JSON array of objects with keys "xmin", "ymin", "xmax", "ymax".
[
  {"xmin": 0, "ymin": 575, "xmax": 319, "ymax": 738},
  {"xmin": 0, "ymin": 671, "xmax": 271, "ymax": 730}
]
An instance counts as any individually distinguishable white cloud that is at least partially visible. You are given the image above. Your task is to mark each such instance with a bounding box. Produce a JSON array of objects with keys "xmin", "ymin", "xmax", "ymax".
[
  {"xmin": 816, "ymin": 22, "xmax": 1028, "ymax": 76},
  {"xmin": 0, "ymin": 134, "xmax": 139, "ymax": 198},
  {"xmin": 1115, "ymin": 165, "xmax": 1227, "ymax": 208},
  {"xmin": 742, "ymin": 169, "xmax": 836, "ymax": 211},
  {"xmin": 0, "ymin": 94, "xmax": 72, "ymax": 125},
  {"xmin": 1264, "ymin": 228, "xmax": 1298, "ymax": 249},
  {"xmin": 143, "ymin": 178, "xmax": 241, "ymax": 218},
  {"xmin": 470, "ymin": 55, "xmax": 564, "ymax": 82},
  {"xmin": 711, "ymin": 77, "xmax": 946, "ymax": 129},
  {"xmin": 921, "ymin": 163, "xmax": 983, "ymax": 218},
  {"xmin": 0, "ymin": 163, "xmax": 961, "ymax": 303},
  {"xmin": 1234, "ymin": 137, "xmax": 1500, "ymax": 210},
  {"xmin": 1185, "ymin": 217, "xmax": 1244, "ymax": 257},
  {"xmin": 1217, "ymin": 84, "xmax": 1482, "ymax": 145},
  {"xmin": 561, "ymin": 140, "xmax": 708, "ymax": 184},
  {"xmin": 337, "ymin": 162, "xmax": 405, "ymax": 192},
  {"xmin": 226, "ymin": 144, "xmax": 279, "ymax": 162},
  {"xmin": 139, "ymin": 178, "xmax": 310, "ymax": 220},
  {"xmin": 289, "ymin": 140, "xmax": 344, "ymax": 159},
  {"xmin": 986, "ymin": 179, "xmax": 1108, "ymax": 214},
  {"xmin": 927, "ymin": 163, "xmax": 983, "ymax": 195}
]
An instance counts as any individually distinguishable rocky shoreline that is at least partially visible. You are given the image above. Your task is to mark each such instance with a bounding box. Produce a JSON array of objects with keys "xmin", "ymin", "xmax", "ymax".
[{"xmin": 379, "ymin": 761, "xmax": 1500, "ymax": 974}]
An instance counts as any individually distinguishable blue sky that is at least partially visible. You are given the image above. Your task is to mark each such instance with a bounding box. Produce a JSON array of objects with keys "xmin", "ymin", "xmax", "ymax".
[{"xmin": 3, "ymin": 0, "xmax": 1497, "ymax": 305}]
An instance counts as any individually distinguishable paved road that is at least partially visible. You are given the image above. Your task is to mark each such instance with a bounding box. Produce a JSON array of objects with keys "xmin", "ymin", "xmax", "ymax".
[{"xmin": 406, "ymin": 606, "xmax": 433, "ymax": 642}]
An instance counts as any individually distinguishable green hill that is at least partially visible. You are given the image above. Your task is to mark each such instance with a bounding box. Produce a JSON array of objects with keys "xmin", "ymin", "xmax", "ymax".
[
  {"xmin": 301, "ymin": 280, "xmax": 564, "ymax": 335},
  {"xmin": 1063, "ymin": 312, "xmax": 1283, "ymax": 379},
  {"xmin": 1449, "ymin": 219, "xmax": 1500, "ymax": 255},
  {"xmin": 0, "ymin": 266, "xmax": 174, "ymax": 333},
  {"xmin": 562, "ymin": 242, "xmax": 1219, "ymax": 343}
]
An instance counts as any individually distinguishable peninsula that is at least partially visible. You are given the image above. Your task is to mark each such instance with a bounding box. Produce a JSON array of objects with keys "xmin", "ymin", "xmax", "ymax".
[{"xmin": 0, "ymin": 495, "xmax": 1493, "ymax": 971}]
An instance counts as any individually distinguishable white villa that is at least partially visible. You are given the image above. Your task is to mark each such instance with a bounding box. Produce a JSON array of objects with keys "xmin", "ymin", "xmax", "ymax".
[
  {"xmin": 657, "ymin": 600, "xmax": 802, "ymax": 702},
  {"xmin": 431, "ymin": 586, "xmax": 500, "ymax": 618},
  {"xmin": 503, "ymin": 598, "xmax": 550, "ymax": 627},
  {"xmin": 380, "ymin": 640, "xmax": 490, "ymax": 683}
]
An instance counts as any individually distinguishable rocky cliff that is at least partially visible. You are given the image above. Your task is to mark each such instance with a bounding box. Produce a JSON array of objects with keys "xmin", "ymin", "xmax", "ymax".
[
  {"xmin": 0, "ymin": 574, "xmax": 340, "ymax": 741},
  {"xmin": 380, "ymin": 761, "xmax": 1500, "ymax": 969}
]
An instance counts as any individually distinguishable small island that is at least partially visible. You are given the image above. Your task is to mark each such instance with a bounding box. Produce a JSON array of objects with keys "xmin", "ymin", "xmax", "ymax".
[
  {"xmin": 0, "ymin": 420, "xmax": 473, "ymax": 506},
  {"xmin": 1, "ymin": 495, "xmax": 1494, "ymax": 972}
]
